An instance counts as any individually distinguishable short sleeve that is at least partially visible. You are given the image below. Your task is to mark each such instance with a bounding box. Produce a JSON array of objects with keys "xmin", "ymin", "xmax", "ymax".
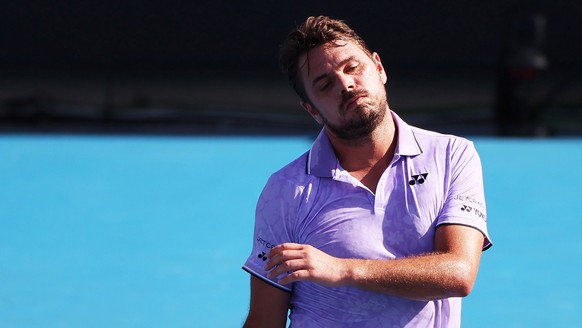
[
  {"xmin": 242, "ymin": 173, "xmax": 297, "ymax": 292},
  {"xmin": 437, "ymin": 140, "xmax": 492, "ymax": 250}
]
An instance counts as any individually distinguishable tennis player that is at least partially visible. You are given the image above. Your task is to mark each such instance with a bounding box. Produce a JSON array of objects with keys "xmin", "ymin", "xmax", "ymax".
[{"xmin": 242, "ymin": 16, "xmax": 491, "ymax": 327}]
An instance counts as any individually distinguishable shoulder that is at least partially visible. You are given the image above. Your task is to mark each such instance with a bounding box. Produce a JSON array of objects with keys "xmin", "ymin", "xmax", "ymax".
[
  {"xmin": 255, "ymin": 151, "xmax": 320, "ymax": 237},
  {"xmin": 411, "ymin": 126, "xmax": 477, "ymax": 157},
  {"xmin": 261, "ymin": 151, "xmax": 319, "ymax": 202},
  {"xmin": 267, "ymin": 151, "xmax": 310, "ymax": 186}
]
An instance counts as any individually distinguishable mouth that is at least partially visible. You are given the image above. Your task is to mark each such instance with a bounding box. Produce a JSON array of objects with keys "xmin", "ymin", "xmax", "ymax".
[{"xmin": 342, "ymin": 92, "xmax": 367, "ymax": 113}]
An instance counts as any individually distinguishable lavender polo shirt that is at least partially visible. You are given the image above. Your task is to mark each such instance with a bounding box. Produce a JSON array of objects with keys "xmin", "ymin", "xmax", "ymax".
[{"xmin": 243, "ymin": 112, "xmax": 491, "ymax": 328}]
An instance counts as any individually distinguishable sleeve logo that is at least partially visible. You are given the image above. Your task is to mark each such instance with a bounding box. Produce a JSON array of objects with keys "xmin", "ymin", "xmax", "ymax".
[
  {"xmin": 257, "ymin": 252, "xmax": 268, "ymax": 261},
  {"xmin": 461, "ymin": 204, "xmax": 487, "ymax": 221}
]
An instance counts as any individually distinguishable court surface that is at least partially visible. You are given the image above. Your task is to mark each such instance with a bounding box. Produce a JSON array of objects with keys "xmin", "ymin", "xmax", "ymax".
[{"xmin": 1, "ymin": 134, "xmax": 581, "ymax": 327}]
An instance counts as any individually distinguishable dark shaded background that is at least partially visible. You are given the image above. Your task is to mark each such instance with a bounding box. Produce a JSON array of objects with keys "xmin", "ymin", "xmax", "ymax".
[{"xmin": 1, "ymin": 0, "xmax": 581, "ymax": 135}]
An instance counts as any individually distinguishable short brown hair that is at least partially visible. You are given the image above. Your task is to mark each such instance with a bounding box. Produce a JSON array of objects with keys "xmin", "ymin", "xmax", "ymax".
[{"xmin": 278, "ymin": 16, "xmax": 372, "ymax": 103}]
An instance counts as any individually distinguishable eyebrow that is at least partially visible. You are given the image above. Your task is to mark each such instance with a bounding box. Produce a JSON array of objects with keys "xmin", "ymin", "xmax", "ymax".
[{"xmin": 310, "ymin": 56, "xmax": 357, "ymax": 88}]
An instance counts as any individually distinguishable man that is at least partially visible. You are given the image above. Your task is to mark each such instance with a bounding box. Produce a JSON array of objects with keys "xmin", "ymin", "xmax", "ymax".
[{"xmin": 242, "ymin": 16, "xmax": 491, "ymax": 327}]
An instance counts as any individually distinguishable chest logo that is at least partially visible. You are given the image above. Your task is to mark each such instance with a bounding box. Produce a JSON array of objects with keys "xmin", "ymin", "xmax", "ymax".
[{"xmin": 409, "ymin": 173, "xmax": 428, "ymax": 185}]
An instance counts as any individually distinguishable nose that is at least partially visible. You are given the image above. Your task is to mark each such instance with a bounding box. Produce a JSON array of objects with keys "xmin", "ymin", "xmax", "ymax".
[{"xmin": 337, "ymin": 73, "xmax": 355, "ymax": 95}]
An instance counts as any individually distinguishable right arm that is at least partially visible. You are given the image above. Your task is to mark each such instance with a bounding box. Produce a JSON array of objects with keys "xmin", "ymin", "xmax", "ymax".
[{"xmin": 243, "ymin": 276, "xmax": 291, "ymax": 328}]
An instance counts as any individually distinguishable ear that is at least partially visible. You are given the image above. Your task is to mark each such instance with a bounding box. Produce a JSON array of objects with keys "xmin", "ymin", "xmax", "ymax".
[
  {"xmin": 300, "ymin": 101, "xmax": 323, "ymax": 125},
  {"xmin": 372, "ymin": 52, "xmax": 387, "ymax": 84}
]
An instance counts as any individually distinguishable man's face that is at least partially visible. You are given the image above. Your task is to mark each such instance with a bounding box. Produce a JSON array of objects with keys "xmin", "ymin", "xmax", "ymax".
[{"xmin": 298, "ymin": 40, "xmax": 388, "ymax": 141}]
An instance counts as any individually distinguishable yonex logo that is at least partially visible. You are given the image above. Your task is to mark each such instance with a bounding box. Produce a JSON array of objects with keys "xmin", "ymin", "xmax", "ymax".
[
  {"xmin": 461, "ymin": 204, "xmax": 487, "ymax": 221},
  {"xmin": 409, "ymin": 173, "xmax": 428, "ymax": 185},
  {"xmin": 257, "ymin": 252, "xmax": 268, "ymax": 261}
]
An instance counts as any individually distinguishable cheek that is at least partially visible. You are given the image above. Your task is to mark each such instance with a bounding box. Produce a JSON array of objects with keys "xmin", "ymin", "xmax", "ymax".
[
  {"xmin": 364, "ymin": 69, "xmax": 383, "ymax": 85},
  {"xmin": 364, "ymin": 74, "xmax": 387, "ymax": 95},
  {"xmin": 312, "ymin": 96, "xmax": 340, "ymax": 113}
]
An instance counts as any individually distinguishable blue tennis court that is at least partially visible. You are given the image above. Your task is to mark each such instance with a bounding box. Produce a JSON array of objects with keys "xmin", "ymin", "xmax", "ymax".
[{"xmin": 1, "ymin": 134, "xmax": 581, "ymax": 327}]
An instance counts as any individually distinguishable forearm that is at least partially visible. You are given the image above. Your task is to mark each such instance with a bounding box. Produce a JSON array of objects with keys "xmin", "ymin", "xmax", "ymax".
[
  {"xmin": 342, "ymin": 252, "xmax": 477, "ymax": 301},
  {"xmin": 265, "ymin": 226, "xmax": 484, "ymax": 301}
]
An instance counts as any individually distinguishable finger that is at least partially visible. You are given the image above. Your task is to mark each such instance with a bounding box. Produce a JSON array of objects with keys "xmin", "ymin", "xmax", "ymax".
[
  {"xmin": 267, "ymin": 243, "xmax": 303, "ymax": 257},
  {"xmin": 267, "ymin": 258, "xmax": 306, "ymax": 280},
  {"xmin": 264, "ymin": 249, "xmax": 303, "ymax": 271},
  {"xmin": 277, "ymin": 270, "xmax": 310, "ymax": 285}
]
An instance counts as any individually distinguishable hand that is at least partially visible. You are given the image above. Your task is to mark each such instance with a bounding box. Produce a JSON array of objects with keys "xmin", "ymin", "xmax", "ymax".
[{"xmin": 265, "ymin": 243, "xmax": 348, "ymax": 286}]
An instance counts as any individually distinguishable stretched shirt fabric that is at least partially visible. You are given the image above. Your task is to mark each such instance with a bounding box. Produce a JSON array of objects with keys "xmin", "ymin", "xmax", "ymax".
[{"xmin": 243, "ymin": 111, "xmax": 492, "ymax": 328}]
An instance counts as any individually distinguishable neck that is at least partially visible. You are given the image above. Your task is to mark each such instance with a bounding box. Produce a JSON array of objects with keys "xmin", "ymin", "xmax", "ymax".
[{"xmin": 327, "ymin": 112, "xmax": 397, "ymax": 192}]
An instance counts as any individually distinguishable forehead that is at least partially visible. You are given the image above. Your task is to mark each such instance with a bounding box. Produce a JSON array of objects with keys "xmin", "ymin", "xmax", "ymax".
[{"xmin": 298, "ymin": 41, "xmax": 370, "ymax": 80}]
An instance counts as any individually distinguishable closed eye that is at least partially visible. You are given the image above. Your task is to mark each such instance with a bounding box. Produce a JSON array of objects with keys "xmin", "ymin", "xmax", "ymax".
[
  {"xmin": 318, "ymin": 81, "xmax": 331, "ymax": 91},
  {"xmin": 345, "ymin": 62, "xmax": 360, "ymax": 73}
]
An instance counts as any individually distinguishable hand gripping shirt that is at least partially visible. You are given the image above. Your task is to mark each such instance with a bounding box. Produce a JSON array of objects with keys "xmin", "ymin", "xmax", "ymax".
[{"xmin": 243, "ymin": 112, "xmax": 492, "ymax": 328}]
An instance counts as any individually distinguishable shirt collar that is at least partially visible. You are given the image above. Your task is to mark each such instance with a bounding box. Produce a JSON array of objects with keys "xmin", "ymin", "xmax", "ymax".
[
  {"xmin": 391, "ymin": 111, "xmax": 423, "ymax": 157},
  {"xmin": 306, "ymin": 111, "xmax": 422, "ymax": 177}
]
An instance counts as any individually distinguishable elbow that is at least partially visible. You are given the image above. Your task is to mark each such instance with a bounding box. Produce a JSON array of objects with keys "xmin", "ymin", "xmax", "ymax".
[
  {"xmin": 451, "ymin": 265, "xmax": 478, "ymax": 298},
  {"xmin": 445, "ymin": 259, "xmax": 478, "ymax": 298},
  {"xmin": 420, "ymin": 273, "xmax": 476, "ymax": 301},
  {"xmin": 420, "ymin": 278, "xmax": 474, "ymax": 301},
  {"xmin": 453, "ymin": 278, "xmax": 475, "ymax": 298}
]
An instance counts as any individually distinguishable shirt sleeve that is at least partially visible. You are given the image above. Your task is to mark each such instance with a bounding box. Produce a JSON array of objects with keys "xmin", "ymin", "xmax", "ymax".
[
  {"xmin": 437, "ymin": 140, "xmax": 492, "ymax": 250},
  {"xmin": 242, "ymin": 173, "xmax": 298, "ymax": 292}
]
